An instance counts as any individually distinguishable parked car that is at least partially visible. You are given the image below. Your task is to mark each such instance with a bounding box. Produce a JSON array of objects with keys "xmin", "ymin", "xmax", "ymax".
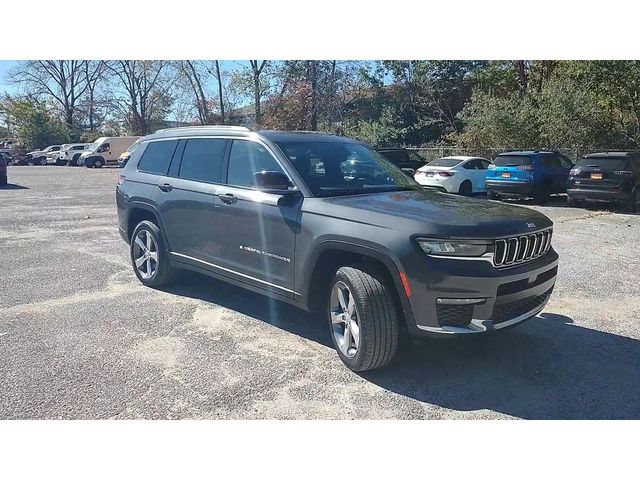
[
  {"xmin": 414, "ymin": 156, "xmax": 491, "ymax": 195},
  {"xmin": 80, "ymin": 136, "xmax": 141, "ymax": 168},
  {"xmin": 57, "ymin": 143, "xmax": 91, "ymax": 166},
  {"xmin": 0, "ymin": 152, "xmax": 7, "ymax": 185},
  {"xmin": 567, "ymin": 151, "xmax": 640, "ymax": 212},
  {"xmin": 25, "ymin": 145, "xmax": 61, "ymax": 165},
  {"xmin": 486, "ymin": 150, "xmax": 573, "ymax": 204},
  {"xmin": 117, "ymin": 127, "xmax": 558, "ymax": 372},
  {"xmin": 376, "ymin": 147, "xmax": 426, "ymax": 175},
  {"xmin": 117, "ymin": 138, "xmax": 143, "ymax": 167}
]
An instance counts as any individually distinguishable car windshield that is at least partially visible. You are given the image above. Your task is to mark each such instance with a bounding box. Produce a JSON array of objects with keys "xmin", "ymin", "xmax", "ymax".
[
  {"xmin": 428, "ymin": 158, "xmax": 463, "ymax": 167},
  {"xmin": 275, "ymin": 141, "xmax": 420, "ymax": 197},
  {"xmin": 88, "ymin": 140, "xmax": 102, "ymax": 152},
  {"xmin": 576, "ymin": 157, "xmax": 629, "ymax": 170},
  {"xmin": 493, "ymin": 155, "xmax": 534, "ymax": 167}
]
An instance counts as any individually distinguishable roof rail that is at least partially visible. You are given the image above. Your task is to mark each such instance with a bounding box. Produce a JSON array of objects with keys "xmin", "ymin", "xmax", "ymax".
[
  {"xmin": 286, "ymin": 130, "xmax": 334, "ymax": 135},
  {"xmin": 154, "ymin": 125, "xmax": 250, "ymax": 134}
]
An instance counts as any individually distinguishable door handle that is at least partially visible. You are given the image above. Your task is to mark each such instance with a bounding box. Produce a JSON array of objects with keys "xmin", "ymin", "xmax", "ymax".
[
  {"xmin": 218, "ymin": 193, "xmax": 238, "ymax": 204},
  {"xmin": 158, "ymin": 183, "xmax": 173, "ymax": 192}
]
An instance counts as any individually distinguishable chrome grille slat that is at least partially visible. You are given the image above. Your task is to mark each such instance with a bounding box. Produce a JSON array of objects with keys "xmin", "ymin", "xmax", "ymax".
[{"xmin": 492, "ymin": 228, "xmax": 553, "ymax": 268}]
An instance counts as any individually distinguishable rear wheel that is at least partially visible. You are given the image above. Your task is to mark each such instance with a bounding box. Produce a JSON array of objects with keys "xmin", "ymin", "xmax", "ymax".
[
  {"xmin": 459, "ymin": 180, "xmax": 473, "ymax": 196},
  {"xmin": 327, "ymin": 266, "xmax": 399, "ymax": 372},
  {"xmin": 533, "ymin": 185, "xmax": 550, "ymax": 205},
  {"xmin": 130, "ymin": 220, "xmax": 175, "ymax": 287},
  {"xmin": 623, "ymin": 189, "xmax": 639, "ymax": 213}
]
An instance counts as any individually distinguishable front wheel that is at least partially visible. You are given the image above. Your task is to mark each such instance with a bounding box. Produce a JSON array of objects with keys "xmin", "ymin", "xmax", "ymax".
[
  {"xmin": 94, "ymin": 158, "xmax": 105, "ymax": 168},
  {"xmin": 130, "ymin": 221, "xmax": 175, "ymax": 287},
  {"xmin": 328, "ymin": 266, "xmax": 399, "ymax": 372}
]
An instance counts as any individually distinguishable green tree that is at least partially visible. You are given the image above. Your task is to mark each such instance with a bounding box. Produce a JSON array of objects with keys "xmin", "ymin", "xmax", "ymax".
[{"xmin": 0, "ymin": 96, "xmax": 69, "ymax": 149}]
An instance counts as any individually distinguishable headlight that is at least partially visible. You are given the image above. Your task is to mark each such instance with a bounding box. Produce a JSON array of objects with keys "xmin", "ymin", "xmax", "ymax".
[{"xmin": 417, "ymin": 239, "xmax": 489, "ymax": 257}]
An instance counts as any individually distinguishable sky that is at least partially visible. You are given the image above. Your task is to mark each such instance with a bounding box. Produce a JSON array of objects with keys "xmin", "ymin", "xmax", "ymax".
[{"xmin": 0, "ymin": 61, "xmax": 18, "ymax": 95}]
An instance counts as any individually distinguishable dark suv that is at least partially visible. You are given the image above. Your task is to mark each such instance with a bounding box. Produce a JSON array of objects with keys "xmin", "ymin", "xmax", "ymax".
[
  {"xmin": 0, "ymin": 152, "xmax": 7, "ymax": 185},
  {"xmin": 375, "ymin": 147, "xmax": 426, "ymax": 176},
  {"xmin": 567, "ymin": 152, "xmax": 640, "ymax": 212},
  {"xmin": 117, "ymin": 127, "xmax": 558, "ymax": 371}
]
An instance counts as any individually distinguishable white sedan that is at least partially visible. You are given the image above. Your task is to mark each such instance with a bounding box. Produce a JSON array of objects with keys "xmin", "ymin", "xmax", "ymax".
[{"xmin": 414, "ymin": 156, "xmax": 491, "ymax": 195}]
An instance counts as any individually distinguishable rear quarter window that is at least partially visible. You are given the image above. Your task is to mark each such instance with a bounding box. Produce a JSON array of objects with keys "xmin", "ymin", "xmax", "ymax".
[{"xmin": 137, "ymin": 140, "xmax": 178, "ymax": 175}]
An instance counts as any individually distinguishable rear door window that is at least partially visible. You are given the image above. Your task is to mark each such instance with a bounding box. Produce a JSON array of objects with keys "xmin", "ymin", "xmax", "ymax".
[
  {"xmin": 493, "ymin": 155, "xmax": 533, "ymax": 167},
  {"xmin": 138, "ymin": 140, "xmax": 178, "ymax": 175},
  {"xmin": 178, "ymin": 138, "xmax": 227, "ymax": 183}
]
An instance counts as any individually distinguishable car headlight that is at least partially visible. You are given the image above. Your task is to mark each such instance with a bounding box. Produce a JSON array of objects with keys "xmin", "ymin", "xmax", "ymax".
[{"xmin": 417, "ymin": 238, "xmax": 489, "ymax": 257}]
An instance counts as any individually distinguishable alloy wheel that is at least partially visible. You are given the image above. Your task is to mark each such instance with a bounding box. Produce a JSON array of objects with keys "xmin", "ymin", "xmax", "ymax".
[
  {"xmin": 330, "ymin": 281, "xmax": 361, "ymax": 358},
  {"xmin": 133, "ymin": 230, "xmax": 158, "ymax": 279}
]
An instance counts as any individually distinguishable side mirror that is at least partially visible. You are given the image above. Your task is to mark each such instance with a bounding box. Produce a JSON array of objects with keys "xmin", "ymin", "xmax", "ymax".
[{"xmin": 253, "ymin": 171, "xmax": 297, "ymax": 195}]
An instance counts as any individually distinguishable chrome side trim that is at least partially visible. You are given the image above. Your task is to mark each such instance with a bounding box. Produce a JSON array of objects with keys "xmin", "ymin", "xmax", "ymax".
[
  {"xmin": 416, "ymin": 295, "xmax": 550, "ymax": 335},
  {"xmin": 169, "ymin": 252, "xmax": 299, "ymax": 295}
]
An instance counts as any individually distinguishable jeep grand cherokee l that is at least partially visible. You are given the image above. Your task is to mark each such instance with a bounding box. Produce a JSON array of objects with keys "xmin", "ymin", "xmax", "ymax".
[{"xmin": 116, "ymin": 127, "xmax": 558, "ymax": 372}]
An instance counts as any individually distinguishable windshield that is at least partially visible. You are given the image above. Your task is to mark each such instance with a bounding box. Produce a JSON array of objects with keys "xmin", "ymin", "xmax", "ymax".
[
  {"xmin": 87, "ymin": 140, "xmax": 103, "ymax": 152},
  {"xmin": 428, "ymin": 158, "xmax": 463, "ymax": 167},
  {"xmin": 493, "ymin": 155, "xmax": 533, "ymax": 167},
  {"xmin": 576, "ymin": 157, "xmax": 629, "ymax": 170},
  {"xmin": 275, "ymin": 141, "xmax": 420, "ymax": 197}
]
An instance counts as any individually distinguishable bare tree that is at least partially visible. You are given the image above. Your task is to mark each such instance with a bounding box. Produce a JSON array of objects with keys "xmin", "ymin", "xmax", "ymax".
[
  {"xmin": 249, "ymin": 61, "xmax": 268, "ymax": 127},
  {"xmin": 213, "ymin": 61, "xmax": 225, "ymax": 124},
  {"xmin": 10, "ymin": 60, "xmax": 93, "ymax": 129},
  {"xmin": 177, "ymin": 61, "xmax": 214, "ymax": 124},
  {"xmin": 106, "ymin": 61, "xmax": 174, "ymax": 135},
  {"xmin": 82, "ymin": 61, "xmax": 106, "ymax": 131}
]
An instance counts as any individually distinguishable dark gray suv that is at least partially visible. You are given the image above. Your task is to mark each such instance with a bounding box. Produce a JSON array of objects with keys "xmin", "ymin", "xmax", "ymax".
[{"xmin": 116, "ymin": 126, "xmax": 558, "ymax": 371}]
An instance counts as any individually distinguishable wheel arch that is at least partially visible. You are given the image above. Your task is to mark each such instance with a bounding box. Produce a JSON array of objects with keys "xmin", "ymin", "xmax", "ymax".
[
  {"xmin": 301, "ymin": 240, "xmax": 415, "ymax": 330},
  {"xmin": 126, "ymin": 202, "xmax": 171, "ymax": 249}
]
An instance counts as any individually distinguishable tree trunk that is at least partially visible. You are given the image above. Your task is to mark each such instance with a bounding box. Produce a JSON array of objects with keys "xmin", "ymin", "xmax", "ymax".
[
  {"xmin": 215, "ymin": 61, "xmax": 225, "ymax": 124},
  {"xmin": 309, "ymin": 60, "xmax": 317, "ymax": 131}
]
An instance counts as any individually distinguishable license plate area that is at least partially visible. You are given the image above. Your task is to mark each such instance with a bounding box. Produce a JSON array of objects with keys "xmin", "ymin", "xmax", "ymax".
[
  {"xmin": 591, "ymin": 172, "xmax": 603, "ymax": 180},
  {"xmin": 501, "ymin": 172, "xmax": 511, "ymax": 178}
]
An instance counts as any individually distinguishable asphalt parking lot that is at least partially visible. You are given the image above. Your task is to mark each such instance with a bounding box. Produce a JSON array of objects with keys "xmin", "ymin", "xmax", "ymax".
[{"xmin": 1, "ymin": 166, "xmax": 639, "ymax": 419}]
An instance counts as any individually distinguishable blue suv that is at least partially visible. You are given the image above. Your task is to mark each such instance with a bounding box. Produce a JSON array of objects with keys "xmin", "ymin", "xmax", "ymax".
[{"xmin": 486, "ymin": 150, "xmax": 574, "ymax": 204}]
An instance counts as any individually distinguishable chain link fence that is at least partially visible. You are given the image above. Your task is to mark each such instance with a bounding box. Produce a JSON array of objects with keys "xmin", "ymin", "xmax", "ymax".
[{"xmin": 405, "ymin": 146, "xmax": 627, "ymax": 163}]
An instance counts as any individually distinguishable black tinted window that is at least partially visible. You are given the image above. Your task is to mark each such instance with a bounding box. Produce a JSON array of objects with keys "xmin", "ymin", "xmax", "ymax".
[
  {"xmin": 493, "ymin": 155, "xmax": 533, "ymax": 166},
  {"xmin": 138, "ymin": 140, "xmax": 178, "ymax": 175},
  {"xmin": 577, "ymin": 157, "xmax": 630, "ymax": 170},
  {"xmin": 179, "ymin": 138, "xmax": 226, "ymax": 183},
  {"xmin": 227, "ymin": 140, "xmax": 284, "ymax": 187}
]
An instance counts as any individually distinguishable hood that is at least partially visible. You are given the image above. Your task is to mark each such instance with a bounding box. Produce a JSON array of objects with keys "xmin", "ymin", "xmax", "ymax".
[{"xmin": 310, "ymin": 189, "xmax": 552, "ymax": 238}]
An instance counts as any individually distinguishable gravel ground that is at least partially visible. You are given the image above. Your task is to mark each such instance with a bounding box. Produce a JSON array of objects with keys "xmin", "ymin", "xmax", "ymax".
[{"xmin": 1, "ymin": 166, "xmax": 639, "ymax": 419}]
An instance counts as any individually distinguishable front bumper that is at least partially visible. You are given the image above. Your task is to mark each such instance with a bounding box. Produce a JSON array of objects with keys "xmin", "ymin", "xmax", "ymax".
[
  {"xmin": 567, "ymin": 187, "xmax": 630, "ymax": 202},
  {"xmin": 402, "ymin": 249, "xmax": 558, "ymax": 336}
]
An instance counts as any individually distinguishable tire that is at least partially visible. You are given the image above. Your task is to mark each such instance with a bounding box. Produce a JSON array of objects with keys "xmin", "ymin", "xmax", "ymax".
[
  {"xmin": 458, "ymin": 180, "xmax": 473, "ymax": 196},
  {"xmin": 623, "ymin": 189, "xmax": 639, "ymax": 213},
  {"xmin": 533, "ymin": 185, "xmax": 550, "ymax": 205},
  {"xmin": 487, "ymin": 190, "xmax": 500, "ymax": 200},
  {"xmin": 0, "ymin": 174, "xmax": 7, "ymax": 186},
  {"xmin": 327, "ymin": 266, "xmax": 399, "ymax": 372},
  {"xmin": 567, "ymin": 195, "xmax": 580, "ymax": 207},
  {"xmin": 130, "ymin": 220, "xmax": 175, "ymax": 288},
  {"xmin": 94, "ymin": 157, "xmax": 104, "ymax": 168}
]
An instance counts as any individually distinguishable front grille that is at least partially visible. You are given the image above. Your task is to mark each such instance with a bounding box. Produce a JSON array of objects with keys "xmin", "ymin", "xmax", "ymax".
[
  {"xmin": 492, "ymin": 288, "xmax": 552, "ymax": 324},
  {"xmin": 436, "ymin": 304, "xmax": 473, "ymax": 327},
  {"xmin": 493, "ymin": 229, "xmax": 552, "ymax": 267}
]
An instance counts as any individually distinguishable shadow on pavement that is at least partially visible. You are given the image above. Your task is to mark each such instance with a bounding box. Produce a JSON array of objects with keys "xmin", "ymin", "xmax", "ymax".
[
  {"xmin": 161, "ymin": 272, "xmax": 640, "ymax": 419},
  {"xmin": 0, "ymin": 183, "xmax": 29, "ymax": 190}
]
